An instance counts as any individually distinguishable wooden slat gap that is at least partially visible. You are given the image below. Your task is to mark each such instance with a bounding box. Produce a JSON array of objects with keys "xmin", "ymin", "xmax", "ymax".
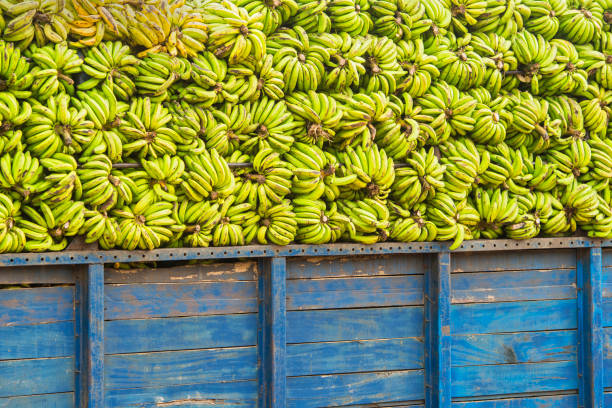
[{"xmin": 287, "ymin": 367, "xmax": 424, "ymax": 379}]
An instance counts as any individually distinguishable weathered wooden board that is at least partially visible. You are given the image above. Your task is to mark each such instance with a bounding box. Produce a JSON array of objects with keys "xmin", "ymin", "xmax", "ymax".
[
  {"xmin": 287, "ymin": 254, "xmax": 425, "ymax": 279},
  {"xmin": 287, "ymin": 337, "xmax": 423, "ymax": 376},
  {"xmin": 453, "ymin": 249, "xmax": 576, "ymax": 272},
  {"xmin": 287, "ymin": 307, "xmax": 423, "ymax": 343},
  {"xmin": 105, "ymin": 314, "xmax": 257, "ymax": 354},
  {"xmin": 0, "ymin": 321, "xmax": 75, "ymax": 359},
  {"xmin": 104, "ymin": 281, "xmax": 257, "ymax": 320},
  {"xmin": 0, "ymin": 393, "xmax": 74, "ymax": 408},
  {"xmin": 286, "ymin": 369, "xmax": 424, "ymax": 408},
  {"xmin": 287, "ymin": 275, "xmax": 423, "ymax": 310},
  {"xmin": 0, "ymin": 286, "xmax": 73, "ymax": 326},
  {"xmin": 0, "ymin": 357, "xmax": 75, "ymax": 397},
  {"xmin": 0, "ymin": 265, "xmax": 75, "ymax": 284},
  {"xmin": 453, "ymin": 394, "xmax": 578, "ymax": 407}
]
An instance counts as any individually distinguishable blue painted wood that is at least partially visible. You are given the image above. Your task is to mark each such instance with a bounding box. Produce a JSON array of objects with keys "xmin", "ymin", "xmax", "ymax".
[
  {"xmin": 104, "ymin": 261, "xmax": 257, "ymax": 283},
  {"xmin": 287, "ymin": 338, "xmax": 423, "ymax": 376},
  {"xmin": 0, "ymin": 357, "xmax": 75, "ymax": 397},
  {"xmin": 452, "ymin": 394, "xmax": 578, "ymax": 407},
  {"xmin": 0, "ymin": 265, "xmax": 74, "ymax": 284},
  {"xmin": 0, "ymin": 393, "xmax": 74, "ymax": 407},
  {"xmin": 105, "ymin": 314, "xmax": 257, "ymax": 354},
  {"xmin": 0, "ymin": 286, "xmax": 73, "ymax": 326},
  {"xmin": 105, "ymin": 381, "xmax": 257, "ymax": 407},
  {"xmin": 452, "ymin": 360, "xmax": 577, "ymax": 398},
  {"xmin": 287, "ymin": 275, "xmax": 423, "ymax": 310},
  {"xmin": 286, "ymin": 369, "xmax": 424, "ymax": 408},
  {"xmin": 452, "ymin": 331, "xmax": 576, "ymax": 366},
  {"xmin": 452, "ymin": 268, "xmax": 577, "ymax": 303},
  {"xmin": 452, "ymin": 249, "xmax": 576, "ymax": 272},
  {"xmin": 452, "ymin": 299, "xmax": 577, "ymax": 334},
  {"xmin": 287, "ymin": 254, "xmax": 426, "ymax": 279},
  {"xmin": 258, "ymin": 257, "xmax": 287, "ymax": 408},
  {"xmin": 105, "ymin": 347, "xmax": 257, "ymax": 388},
  {"xmin": 84, "ymin": 263, "xmax": 104, "ymax": 408},
  {"xmin": 0, "ymin": 321, "xmax": 75, "ymax": 359},
  {"xmin": 104, "ymin": 281, "xmax": 257, "ymax": 320},
  {"xmin": 287, "ymin": 306, "xmax": 423, "ymax": 343},
  {"xmin": 577, "ymin": 247, "xmax": 604, "ymax": 408},
  {"xmin": 425, "ymin": 252, "xmax": 452, "ymax": 408}
]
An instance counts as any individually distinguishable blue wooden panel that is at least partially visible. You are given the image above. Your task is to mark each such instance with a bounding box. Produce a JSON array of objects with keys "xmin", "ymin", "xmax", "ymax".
[
  {"xmin": 105, "ymin": 380, "xmax": 257, "ymax": 407},
  {"xmin": 452, "ymin": 394, "xmax": 578, "ymax": 407},
  {"xmin": 83, "ymin": 263, "xmax": 105, "ymax": 408},
  {"xmin": 105, "ymin": 261, "xmax": 257, "ymax": 283},
  {"xmin": 0, "ymin": 321, "xmax": 75, "ymax": 359},
  {"xmin": 452, "ymin": 249, "xmax": 576, "ymax": 272},
  {"xmin": 104, "ymin": 281, "xmax": 257, "ymax": 319},
  {"xmin": 0, "ymin": 357, "xmax": 74, "ymax": 397},
  {"xmin": 452, "ymin": 269, "xmax": 576, "ymax": 303},
  {"xmin": 0, "ymin": 265, "xmax": 74, "ymax": 284},
  {"xmin": 602, "ymin": 248, "xmax": 612, "ymax": 267},
  {"xmin": 287, "ymin": 275, "xmax": 423, "ymax": 310},
  {"xmin": 287, "ymin": 338, "xmax": 423, "ymax": 376},
  {"xmin": 287, "ymin": 307, "xmax": 423, "ymax": 343},
  {"xmin": 0, "ymin": 286, "xmax": 73, "ymax": 326},
  {"xmin": 452, "ymin": 360, "xmax": 577, "ymax": 398},
  {"xmin": 105, "ymin": 347, "xmax": 257, "ymax": 388},
  {"xmin": 452, "ymin": 299, "xmax": 577, "ymax": 335},
  {"xmin": 287, "ymin": 370, "xmax": 424, "ymax": 408},
  {"xmin": 105, "ymin": 314, "xmax": 257, "ymax": 354},
  {"xmin": 602, "ymin": 298, "xmax": 612, "ymax": 326},
  {"xmin": 287, "ymin": 254, "xmax": 425, "ymax": 279},
  {"xmin": 452, "ymin": 331, "xmax": 576, "ymax": 366},
  {"xmin": 0, "ymin": 393, "xmax": 74, "ymax": 408}
]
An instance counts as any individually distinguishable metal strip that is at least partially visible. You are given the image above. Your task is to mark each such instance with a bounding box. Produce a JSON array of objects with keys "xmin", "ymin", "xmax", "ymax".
[
  {"xmin": 0, "ymin": 237, "xmax": 603, "ymax": 267},
  {"xmin": 258, "ymin": 257, "xmax": 287, "ymax": 408},
  {"xmin": 577, "ymin": 247, "xmax": 604, "ymax": 408},
  {"xmin": 425, "ymin": 252, "xmax": 452, "ymax": 408},
  {"xmin": 83, "ymin": 263, "xmax": 104, "ymax": 407}
]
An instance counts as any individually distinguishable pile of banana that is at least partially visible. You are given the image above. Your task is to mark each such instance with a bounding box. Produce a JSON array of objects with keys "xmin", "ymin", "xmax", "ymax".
[{"xmin": 0, "ymin": 0, "xmax": 609, "ymax": 253}]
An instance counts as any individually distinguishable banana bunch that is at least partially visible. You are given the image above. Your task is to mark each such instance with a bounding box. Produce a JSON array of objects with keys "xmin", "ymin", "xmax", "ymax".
[
  {"xmin": 396, "ymin": 39, "xmax": 440, "ymax": 97},
  {"xmin": 241, "ymin": 96, "xmax": 296, "ymax": 153},
  {"xmin": 25, "ymin": 93, "xmax": 95, "ymax": 158},
  {"xmin": 388, "ymin": 202, "xmax": 437, "ymax": 242},
  {"xmin": 512, "ymin": 30, "xmax": 562, "ymax": 94},
  {"xmin": 482, "ymin": 0, "xmax": 529, "ymax": 38},
  {"xmin": 164, "ymin": 102, "xmax": 210, "ymax": 155},
  {"xmin": 230, "ymin": 54, "xmax": 286, "ymax": 101},
  {"xmin": 294, "ymin": 198, "xmax": 349, "ymax": 243},
  {"xmin": 545, "ymin": 139, "xmax": 591, "ymax": 181},
  {"xmin": 77, "ymin": 154, "xmax": 134, "ymax": 210},
  {"xmin": 577, "ymin": 84, "xmax": 612, "ymax": 137},
  {"xmin": 0, "ymin": 41, "xmax": 34, "ymax": 98},
  {"xmin": 0, "ymin": 151, "xmax": 42, "ymax": 201},
  {"xmin": 559, "ymin": 0, "xmax": 603, "ymax": 44},
  {"xmin": 34, "ymin": 152, "xmax": 80, "ymax": 206},
  {"xmin": 0, "ymin": 193, "xmax": 25, "ymax": 253},
  {"xmin": 421, "ymin": 0, "xmax": 451, "ymax": 47},
  {"xmin": 212, "ymin": 196, "xmax": 252, "ymax": 246},
  {"xmin": 523, "ymin": 0, "xmax": 562, "ymax": 40},
  {"xmin": 361, "ymin": 35, "xmax": 404, "ymax": 94},
  {"xmin": 328, "ymin": 0, "xmax": 373, "ymax": 36},
  {"xmin": 577, "ymin": 44, "xmax": 612, "ymax": 89},
  {"xmin": 442, "ymin": 0, "xmax": 488, "ymax": 35},
  {"xmin": 469, "ymin": 95, "xmax": 512, "ymax": 145},
  {"xmin": 434, "ymin": 33, "xmax": 486, "ymax": 90},
  {"xmin": 288, "ymin": 0, "xmax": 331, "ymax": 33},
  {"xmin": 67, "ymin": 0, "xmax": 122, "ymax": 47},
  {"xmin": 120, "ymin": 97, "xmax": 183, "ymax": 158},
  {"xmin": 0, "ymin": 92, "xmax": 29, "ymax": 154},
  {"xmin": 179, "ymin": 51, "xmax": 230, "ymax": 106},
  {"xmin": 78, "ymin": 41, "xmax": 140, "ymax": 101},
  {"xmin": 335, "ymin": 91, "xmax": 394, "ymax": 149},
  {"xmin": 175, "ymin": 200, "xmax": 221, "ymax": 248},
  {"xmin": 203, "ymin": 0, "xmax": 266, "ymax": 64},
  {"xmin": 439, "ymin": 137, "xmax": 484, "ymax": 200},
  {"xmin": 588, "ymin": 138, "xmax": 612, "ymax": 181},
  {"xmin": 472, "ymin": 188, "xmax": 520, "ymax": 239},
  {"xmin": 470, "ymin": 32, "xmax": 518, "ymax": 94},
  {"xmin": 524, "ymin": 154, "xmax": 558, "ymax": 191},
  {"xmin": 135, "ymin": 52, "xmax": 182, "ymax": 101},
  {"xmin": 371, "ymin": 0, "xmax": 430, "ymax": 41},
  {"xmin": 338, "ymin": 198, "xmax": 390, "ymax": 243},
  {"xmin": 285, "ymin": 91, "xmax": 342, "ymax": 146},
  {"xmin": 252, "ymin": 199, "xmax": 298, "ymax": 245},
  {"xmin": 479, "ymin": 142, "xmax": 526, "ymax": 192},
  {"xmin": 427, "ymin": 192, "xmax": 478, "ymax": 249},
  {"xmin": 538, "ymin": 39, "xmax": 588, "ymax": 95},
  {"xmin": 22, "ymin": 200, "xmax": 85, "ymax": 252},
  {"xmin": 29, "ymin": 43, "xmax": 83, "ymax": 99},
  {"xmin": 80, "ymin": 209, "xmax": 119, "ymax": 249},
  {"xmin": 266, "ymin": 27, "xmax": 329, "ymax": 92},
  {"xmin": 181, "ymin": 148, "xmax": 235, "ymax": 203},
  {"xmin": 559, "ymin": 179, "xmax": 600, "ymax": 231},
  {"xmin": 210, "ymin": 103, "xmax": 253, "ymax": 156},
  {"xmin": 546, "ymin": 95, "xmax": 585, "ymax": 141},
  {"xmin": 141, "ymin": 154, "xmax": 185, "ymax": 202},
  {"xmin": 1, "ymin": 0, "xmax": 72, "ymax": 48},
  {"xmin": 113, "ymin": 199, "xmax": 177, "ymax": 250},
  {"xmin": 335, "ymin": 144, "xmax": 395, "ymax": 200},
  {"xmin": 160, "ymin": 1, "xmax": 209, "ymax": 58},
  {"xmin": 235, "ymin": 0, "xmax": 298, "ymax": 34},
  {"xmin": 392, "ymin": 147, "xmax": 445, "ymax": 207}
]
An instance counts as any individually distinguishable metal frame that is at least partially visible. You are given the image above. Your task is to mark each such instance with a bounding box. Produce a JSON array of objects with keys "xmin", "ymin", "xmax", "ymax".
[{"xmin": 1, "ymin": 238, "xmax": 607, "ymax": 408}]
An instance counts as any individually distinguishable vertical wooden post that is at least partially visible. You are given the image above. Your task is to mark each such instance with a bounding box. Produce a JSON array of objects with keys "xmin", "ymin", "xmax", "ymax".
[
  {"xmin": 577, "ymin": 246, "xmax": 604, "ymax": 408},
  {"xmin": 258, "ymin": 257, "xmax": 287, "ymax": 408},
  {"xmin": 425, "ymin": 252, "xmax": 452, "ymax": 408},
  {"xmin": 76, "ymin": 263, "xmax": 104, "ymax": 407}
]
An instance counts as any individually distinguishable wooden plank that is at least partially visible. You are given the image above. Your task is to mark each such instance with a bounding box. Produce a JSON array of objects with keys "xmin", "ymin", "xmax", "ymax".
[
  {"xmin": 0, "ymin": 265, "xmax": 75, "ymax": 284},
  {"xmin": 105, "ymin": 381, "xmax": 257, "ymax": 407},
  {"xmin": 287, "ymin": 306, "xmax": 423, "ymax": 343},
  {"xmin": 0, "ymin": 286, "xmax": 73, "ymax": 326},
  {"xmin": 452, "ymin": 249, "xmax": 576, "ymax": 273},
  {"xmin": 0, "ymin": 393, "xmax": 74, "ymax": 408},
  {"xmin": 105, "ymin": 261, "xmax": 257, "ymax": 284},
  {"xmin": 452, "ymin": 299, "xmax": 577, "ymax": 335},
  {"xmin": 452, "ymin": 331, "xmax": 576, "ymax": 366},
  {"xmin": 287, "ymin": 254, "xmax": 425, "ymax": 279},
  {"xmin": 82, "ymin": 263, "xmax": 104, "ymax": 408},
  {"xmin": 287, "ymin": 338, "xmax": 423, "ymax": 376},
  {"xmin": 104, "ymin": 347, "xmax": 257, "ymax": 388},
  {"xmin": 452, "ymin": 269, "xmax": 576, "ymax": 303},
  {"xmin": 602, "ymin": 298, "xmax": 612, "ymax": 326},
  {"xmin": 0, "ymin": 321, "xmax": 75, "ymax": 360},
  {"xmin": 0, "ymin": 357, "xmax": 74, "ymax": 397},
  {"xmin": 452, "ymin": 394, "xmax": 577, "ymax": 407},
  {"xmin": 105, "ymin": 314, "xmax": 257, "ymax": 354},
  {"xmin": 602, "ymin": 248, "xmax": 612, "ymax": 268},
  {"xmin": 104, "ymin": 281, "xmax": 257, "ymax": 320},
  {"xmin": 286, "ymin": 370, "xmax": 424, "ymax": 408},
  {"xmin": 287, "ymin": 275, "xmax": 423, "ymax": 310},
  {"xmin": 452, "ymin": 360, "xmax": 577, "ymax": 398}
]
